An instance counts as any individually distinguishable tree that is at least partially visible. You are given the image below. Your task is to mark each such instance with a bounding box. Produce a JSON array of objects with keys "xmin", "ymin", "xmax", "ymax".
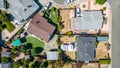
[
  {"xmin": 0, "ymin": 11, "xmax": 10, "ymax": 22},
  {"xmin": 0, "ymin": 21, "xmax": 2, "ymax": 24},
  {"xmin": 39, "ymin": 62, "xmax": 46, "ymax": 68},
  {"xmin": 31, "ymin": 47, "xmax": 43, "ymax": 56},
  {"xmin": 2, "ymin": 24, "xmax": 7, "ymax": 29},
  {"xmin": 11, "ymin": 47, "xmax": 18, "ymax": 53},
  {"xmin": 13, "ymin": 60, "xmax": 23, "ymax": 68},
  {"xmin": 10, "ymin": 53, "xmax": 16, "ymax": 59},
  {"xmin": 1, "ymin": 57, "xmax": 11, "ymax": 63},
  {"xmin": 96, "ymin": 0, "xmax": 106, "ymax": 5},
  {"xmin": 21, "ymin": 45, "xmax": 28, "ymax": 52}
]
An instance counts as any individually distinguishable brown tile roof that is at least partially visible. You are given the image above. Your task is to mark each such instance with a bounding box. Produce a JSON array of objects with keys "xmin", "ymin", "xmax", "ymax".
[{"xmin": 27, "ymin": 13, "xmax": 55, "ymax": 42}]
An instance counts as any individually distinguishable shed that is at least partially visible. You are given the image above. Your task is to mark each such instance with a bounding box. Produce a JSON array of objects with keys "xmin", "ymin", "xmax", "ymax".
[
  {"xmin": 47, "ymin": 52, "xmax": 58, "ymax": 60},
  {"xmin": 97, "ymin": 36, "xmax": 109, "ymax": 42}
]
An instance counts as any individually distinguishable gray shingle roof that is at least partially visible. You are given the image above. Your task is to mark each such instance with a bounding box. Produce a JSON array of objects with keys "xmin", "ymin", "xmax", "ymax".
[
  {"xmin": 76, "ymin": 37, "xmax": 96, "ymax": 61},
  {"xmin": 47, "ymin": 52, "xmax": 58, "ymax": 60},
  {"xmin": 0, "ymin": 61, "xmax": 12, "ymax": 68},
  {"xmin": 7, "ymin": 0, "xmax": 39, "ymax": 22},
  {"xmin": 1, "ymin": 52, "xmax": 11, "ymax": 58},
  {"xmin": 0, "ymin": 0, "xmax": 5, "ymax": 9},
  {"xmin": 75, "ymin": 11, "xmax": 103, "ymax": 30}
]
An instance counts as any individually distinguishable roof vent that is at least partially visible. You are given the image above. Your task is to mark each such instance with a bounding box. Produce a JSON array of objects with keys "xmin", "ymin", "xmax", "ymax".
[
  {"xmin": 24, "ymin": 9, "xmax": 27, "ymax": 11},
  {"xmin": 36, "ymin": 21, "xmax": 40, "ymax": 24},
  {"xmin": 27, "ymin": 5, "xmax": 32, "ymax": 8}
]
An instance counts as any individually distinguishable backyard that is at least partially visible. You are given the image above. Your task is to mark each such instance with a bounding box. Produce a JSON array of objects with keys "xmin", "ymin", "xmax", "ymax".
[{"xmin": 24, "ymin": 36, "xmax": 45, "ymax": 49}]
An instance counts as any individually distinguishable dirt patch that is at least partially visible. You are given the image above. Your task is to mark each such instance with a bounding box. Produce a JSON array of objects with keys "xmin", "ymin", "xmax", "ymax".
[
  {"xmin": 82, "ymin": 63, "xmax": 99, "ymax": 68},
  {"xmin": 65, "ymin": 52, "xmax": 76, "ymax": 60},
  {"xmin": 60, "ymin": 9, "xmax": 75, "ymax": 33},
  {"xmin": 60, "ymin": 36, "xmax": 75, "ymax": 44},
  {"xmin": 96, "ymin": 42, "xmax": 109, "ymax": 60}
]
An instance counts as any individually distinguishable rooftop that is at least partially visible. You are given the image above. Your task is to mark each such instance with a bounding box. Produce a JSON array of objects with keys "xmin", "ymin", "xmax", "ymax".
[
  {"xmin": 75, "ymin": 11, "xmax": 103, "ymax": 30},
  {"xmin": 7, "ymin": 0, "xmax": 39, "ymax": 22},
  {"xmin": 27, "ymin": 13, "xmax": 56, "ymax": 42},
  {"xmin": 76, "ymin": 37, "xmax": 96, "ymax": 62},
  {"xmin": 0, "ymin": 0, "xmax": 5, "ymax": 9},
  {"xmin": 47, "ymin": 51, "xmax": 58, "ymax": 60},
  {"xmin": 0, "ymin": 61, "xmax": 12, "ymax": 68},
  {"xmin": 1, "ymin": 52, "xmax": 11, "ymax": 58}
]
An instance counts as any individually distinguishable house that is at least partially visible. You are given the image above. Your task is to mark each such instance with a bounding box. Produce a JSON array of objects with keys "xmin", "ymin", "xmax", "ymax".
[
  {"xmin": 76, "ymin": 37, "xmax": 96, "ymax": 62},
  {"xmin": 0, "ymin": 61, "xmax": 12, "ymax": 68},
  {"xmin": 47, "ymin": 52, "xmax": 58, "ymax": 60},
  {"xmin": 0, "ymin": 0, "xmax": 6, "ymax": 10},
  {"xmin": 97, "ymin": 36, "xmax": 109, "ymax": 42},
  {"xmin": 7, "ymin": 0, "xmax": 39, "ymax": 22},
  {"xmin": 27, "ymin": 13, "xmax": 56, "ymax": 42},
  {"xmin": 73, "ymin": 11, "xmax": 103, "ymax": 30},
  {"xmin": 1, "ymin": 52, "xmax": 11, "ymax": 58}
]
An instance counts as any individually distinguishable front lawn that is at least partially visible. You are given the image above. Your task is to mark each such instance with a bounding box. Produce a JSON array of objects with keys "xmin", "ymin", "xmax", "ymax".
[
  {"xmin": 5, "ymin": 21, "xmax": 15, "ymax": 32},
  {"xmin": 44, "ymin": 7, "xmax": 59, "ymax": 25},
  {"xmin": 50, "ymin": 7, "xmax": 59, "ymax": 24},
  {"xmin": 24, "ymin": 36, "xmax": 45, "ymax": 49}
]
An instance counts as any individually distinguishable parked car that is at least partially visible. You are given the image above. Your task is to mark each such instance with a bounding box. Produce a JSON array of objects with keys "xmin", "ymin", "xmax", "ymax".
[
  {"xmin": 64, "ymin": 0, "xmax": 74, "ymax": 5},
  {"xmin": 45, "ymin": 2, "xmax": 52, "ymax": 10},
  {"xmin": 76, "ymin": 8, "xmax": 81, "ymax": 17}
]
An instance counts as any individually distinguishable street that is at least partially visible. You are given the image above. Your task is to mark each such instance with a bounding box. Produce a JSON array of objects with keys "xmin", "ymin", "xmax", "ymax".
[{"xmin": 108, "ymin": 0, "xmax": 120, "ymax": 68}]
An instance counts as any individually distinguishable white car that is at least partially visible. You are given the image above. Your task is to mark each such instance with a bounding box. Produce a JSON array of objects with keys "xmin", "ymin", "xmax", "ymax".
[
  {"xmin": 45, "ymin": 2, "xmax": 52, "ymax": 10},
  {"xmin": 76, "ymin": 8, "xmax": 81, "ymax": 17},
  {"xmin": 64, "ymin": 0, "xmax": 74, "ymax": 5}
]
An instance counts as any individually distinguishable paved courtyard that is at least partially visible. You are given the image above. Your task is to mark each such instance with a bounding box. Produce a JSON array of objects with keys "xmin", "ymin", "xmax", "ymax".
[{"xmin": 44, "ymin": 35, "xmax": 58, "ymax": 52}]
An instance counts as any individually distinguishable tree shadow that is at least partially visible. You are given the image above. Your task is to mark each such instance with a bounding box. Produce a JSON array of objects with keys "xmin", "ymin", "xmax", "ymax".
[
  {"xmin": 26, "ymin": 43, "xmax": 32, "ymax": 49},
  {"xmin": 20, "ymin": 37, "xmax": 26, "ymax": 43},
  {"xmin": 35, "ymin": 47, "xmax": 43, "ymax": 53},
  {"xmin": 50, "ymin": 49, "xmax": 58, "ymax": 51}
]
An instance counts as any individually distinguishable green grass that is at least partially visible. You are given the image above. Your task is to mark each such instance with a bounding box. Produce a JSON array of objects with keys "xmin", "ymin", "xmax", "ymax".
[
  {"xmin": 24, "ymin": 36, "xmax": 45, "ymax": 49},
  {"xmin": 50, "ymin": 7, "xmax": 59, "ymax": 24},
  {"xmin": 5, "ymin": 21, "xmax": 15, "ymax": 32},
  {"xmin": 99, "ymin": 59, "xmax": 111, "ymax": 64}
]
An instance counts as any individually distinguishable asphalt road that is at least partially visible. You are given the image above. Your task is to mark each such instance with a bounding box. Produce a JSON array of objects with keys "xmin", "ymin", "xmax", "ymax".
[{"xmin": 108, "ymin": 0, "xmax": 120, "ymax": 68}]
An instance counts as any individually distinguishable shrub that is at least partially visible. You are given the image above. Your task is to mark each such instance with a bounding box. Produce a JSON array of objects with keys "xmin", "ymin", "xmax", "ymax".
[
  {"xmin": 103, "ymin": 7, "xmax": 107, "ymax": 11},
  {"xmin": 66, "ymin": 31, "xmax": 73, "ymax": 36},
  {"xmin": 58, "ymin": 49, "xmax": 62, "ymax": 54},
  {"xmin": 1, "ymin": 57, "xmax": 11, "ymax": 63},
  {"xmin": 99, "ymin": 59, "xmax": 111, "ymax": 64},
  {"xmin": 17, "ymin": 28, "xmax": 24, "ymax": 35},
  {"xmin": 10, "ymin": 53, "xmax": 16, "ymax": 59},
  {"xmin": 21, "ymin": 45, "xmax": 28, "ymax": 52},
  {"xmin": 82, "ymin": 4, "xmax": 86, "ymax": 8},
  {"xmin": 13, "ymin": 60, "xmax": 23, "ymax": 68}
]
